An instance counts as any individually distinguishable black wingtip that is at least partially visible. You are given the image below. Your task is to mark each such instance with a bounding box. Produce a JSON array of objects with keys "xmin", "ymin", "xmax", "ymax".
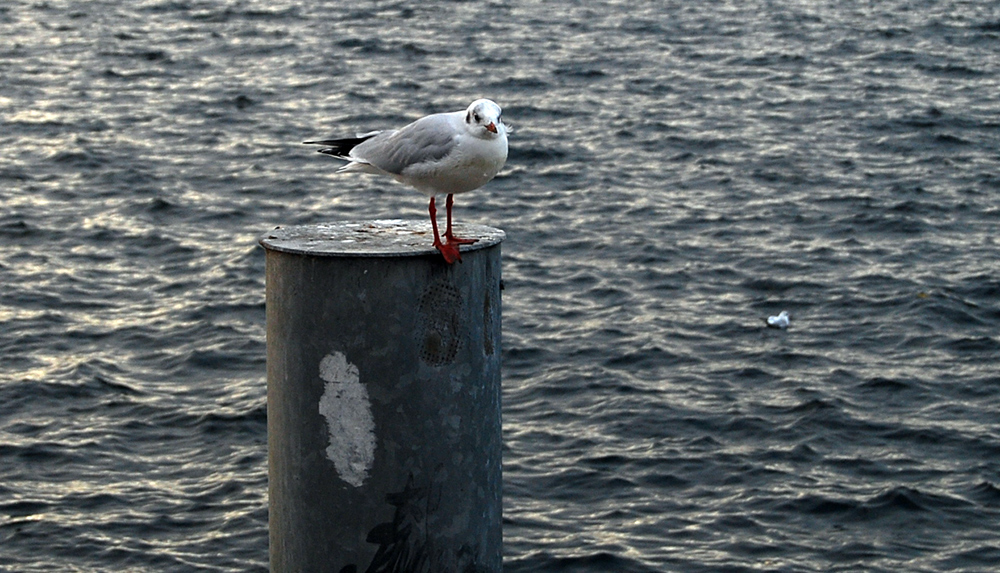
[{"xmin": 302, "ymin": 133, "xmax": 378, "ymax": 157}]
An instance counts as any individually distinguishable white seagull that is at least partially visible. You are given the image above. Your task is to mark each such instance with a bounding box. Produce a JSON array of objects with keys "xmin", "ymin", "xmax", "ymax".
[
  {"xmin": 766, "ymin": 311, "xmax": 790, "ymax": 329},
  {"xmin": 305, "ymin": 99, "xmax": 509, "ymax": 263}
]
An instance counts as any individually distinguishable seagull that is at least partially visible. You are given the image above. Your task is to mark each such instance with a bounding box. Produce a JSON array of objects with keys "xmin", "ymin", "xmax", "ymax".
[
  {"xmin": 766, "ymin": 311, "xmax": 790, "ymax": 329},
  {"xmin": 305, "ymin": 99, "xmax": 509, "ymax": 263}
]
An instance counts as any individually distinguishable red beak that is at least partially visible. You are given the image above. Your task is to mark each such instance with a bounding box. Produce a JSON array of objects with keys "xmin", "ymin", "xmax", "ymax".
[{"xmin": 486, "ymin": 122, "xmax": 497, "ymax": 134}]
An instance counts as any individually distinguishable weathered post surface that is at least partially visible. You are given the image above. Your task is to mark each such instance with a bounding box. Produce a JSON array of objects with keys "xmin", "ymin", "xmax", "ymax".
[{"xmin": 259, "ymin": 219, "xmax": 504, "ymax": 573}]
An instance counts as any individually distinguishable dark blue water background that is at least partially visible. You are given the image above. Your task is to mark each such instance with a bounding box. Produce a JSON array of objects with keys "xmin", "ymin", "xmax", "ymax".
[{"xmin": 2, "ymin": 0, "xmax": 1000, "ymax": 571}]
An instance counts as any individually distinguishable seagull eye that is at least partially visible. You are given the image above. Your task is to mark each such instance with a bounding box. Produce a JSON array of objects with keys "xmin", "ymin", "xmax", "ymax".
[{"xmin": 473, "ymin": 112, "xmax": 481, "ymax": 123}]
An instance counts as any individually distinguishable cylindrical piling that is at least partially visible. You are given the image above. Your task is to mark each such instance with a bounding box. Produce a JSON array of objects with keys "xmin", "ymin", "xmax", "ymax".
[{"xmin": 259, "ymin": 220, "xmax": 504, "ymax": 573}]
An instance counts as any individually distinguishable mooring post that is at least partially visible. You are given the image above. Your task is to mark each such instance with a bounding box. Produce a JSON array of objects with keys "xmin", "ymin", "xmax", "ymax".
[{"xmin": 259, "ymin": 219, "xmax": 504, "ymax": 573}]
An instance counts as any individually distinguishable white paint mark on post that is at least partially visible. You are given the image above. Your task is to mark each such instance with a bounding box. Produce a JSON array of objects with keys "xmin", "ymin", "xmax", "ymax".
[{"xmin": 318, "ymin": 352, "xmax": 376, "ymax": 487}]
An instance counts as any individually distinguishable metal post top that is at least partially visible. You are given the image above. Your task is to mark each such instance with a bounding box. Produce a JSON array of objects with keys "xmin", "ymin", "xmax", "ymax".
[{"xmin": 258, "ymin": 219, "xmax": 506, "ymax": 257}]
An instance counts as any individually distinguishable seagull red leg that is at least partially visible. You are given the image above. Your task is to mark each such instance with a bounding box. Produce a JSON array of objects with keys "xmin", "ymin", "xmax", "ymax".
[
  {"xmin": 429, "ymin": 196, "xmax": 461, "ymax": 264},
  {"xmin": 444, "ymin": 193, "xmax": 478, "ymax": 246}
]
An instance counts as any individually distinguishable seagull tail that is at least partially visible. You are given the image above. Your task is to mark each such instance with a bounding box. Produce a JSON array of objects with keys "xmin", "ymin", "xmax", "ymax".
[{"xmin": 303, "ymin": 131, "xmax": 381, "ymax": 159}]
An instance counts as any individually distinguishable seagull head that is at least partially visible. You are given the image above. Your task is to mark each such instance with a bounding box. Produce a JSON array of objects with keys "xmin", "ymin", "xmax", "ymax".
[{"xmin": 465, "ymin": 99, "xmax": 505, "ymax": 138}]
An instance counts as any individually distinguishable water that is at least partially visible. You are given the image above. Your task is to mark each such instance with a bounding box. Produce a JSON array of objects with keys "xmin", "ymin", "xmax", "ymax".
[{"xmin": 2, "ymin": 0, "xmax": 1000, "ymax": 570}]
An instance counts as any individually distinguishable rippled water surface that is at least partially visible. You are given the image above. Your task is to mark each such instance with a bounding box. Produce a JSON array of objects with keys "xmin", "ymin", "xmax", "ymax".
[{"xmin": 3, "ymin": 0, "xmax": 1000, "ymax": 571}]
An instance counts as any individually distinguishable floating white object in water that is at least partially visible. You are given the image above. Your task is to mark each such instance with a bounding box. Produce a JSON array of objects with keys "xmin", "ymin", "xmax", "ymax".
[{"xmin": 766, "ymin": 310, "xmax": 790, "ymax": 329}]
